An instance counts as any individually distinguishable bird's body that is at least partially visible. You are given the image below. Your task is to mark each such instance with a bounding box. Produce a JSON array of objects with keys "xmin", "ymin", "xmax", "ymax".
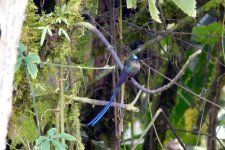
[{"xmin": 87, "ymin": 54, "xmax": 140, "ymax": 126}]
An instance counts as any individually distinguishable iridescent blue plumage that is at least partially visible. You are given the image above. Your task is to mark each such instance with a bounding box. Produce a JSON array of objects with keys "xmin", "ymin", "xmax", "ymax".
[{"xmin": 87, "ymin": 54, "xmax": 140, "ymax": 126}]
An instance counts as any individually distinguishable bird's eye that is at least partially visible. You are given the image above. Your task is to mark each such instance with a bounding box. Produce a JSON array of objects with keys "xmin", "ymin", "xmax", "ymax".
[{"xmin": 127, "ymin": 77, "xmax": 132, "ymax": 81}]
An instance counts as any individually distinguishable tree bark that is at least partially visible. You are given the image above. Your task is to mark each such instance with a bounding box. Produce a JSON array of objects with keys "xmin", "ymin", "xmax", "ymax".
[
  {"xmin": 0, "ymin": 1, "xmax": 28, "ymax": 149},
  {"xmin": 207, "ymin": 58, "xmax": 224, "ymax": 150}
]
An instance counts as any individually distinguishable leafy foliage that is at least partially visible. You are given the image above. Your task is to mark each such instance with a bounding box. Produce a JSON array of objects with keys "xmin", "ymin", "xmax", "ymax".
[
  {"xmin": 192, "ymin": 22, "xmax": 223, "ymax": 44},
  {"xmin": 37, "ymin": 25, "xmax": 53, "ymax": 46},
  {"xmin": 167, "ymin": 46, "xmax": 218, "ymax": 145},
  {"xmin": 125, "ymin": 0, "xmax": 196, "ymax": 23},
  {"xmin": 35, "ymin": 128, "xmax": 76, "ymax": 150},
  {"xmin": 11, "ymin": 0, "xmax": 88, "ymax": 149},
  {"xmin": 170, "ymin": 0, "xmax": 196, "ymax": 17},
  {"xmin": 16, "ymin": 42, "xmax": 41, "ymax": 79},
  {"xmin": 148, "ymin": 0, "xmax": 162, "ymax": 23},
  {"xmin": 126, "ymin": 0, "xmax": 137, "ymax": 9},
  {"xmin": 58, "ymin": 28, "xmax": 71, "ymax": 41}
]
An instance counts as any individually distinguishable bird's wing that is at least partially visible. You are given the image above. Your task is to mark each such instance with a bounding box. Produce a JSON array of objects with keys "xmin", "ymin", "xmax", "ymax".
[{"xmin": 115, "ymin": 69, "xmax": 131, "ymax": 88}]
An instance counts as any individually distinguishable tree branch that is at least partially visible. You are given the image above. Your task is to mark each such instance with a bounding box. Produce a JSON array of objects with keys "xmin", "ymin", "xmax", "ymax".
[
  {"xmin": 73, "ymin": 22, "xmax": 201, "ymax": 94},
  {"xmin": 72, "ymin": 22, "xmax": 225, "ymax": 110},
  {"xmin": 65, "ymin": 95, "xmax": 139, "ymax": 112}
]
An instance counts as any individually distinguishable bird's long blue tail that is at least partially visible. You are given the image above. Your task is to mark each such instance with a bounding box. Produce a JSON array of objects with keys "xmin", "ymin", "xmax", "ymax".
[
  {"xmin": 87, "ymin": 70, "xmax": 129, "ymax": 126},
  {"xmin": 87, "ymin": 87, "xmax": 120, "ymax": 126}
]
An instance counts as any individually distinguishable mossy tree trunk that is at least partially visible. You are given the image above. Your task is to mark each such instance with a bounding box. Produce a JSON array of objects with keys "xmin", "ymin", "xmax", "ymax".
[{"xmin": 0, "ymin": 0, "xmax": 28, "ymax": 149}]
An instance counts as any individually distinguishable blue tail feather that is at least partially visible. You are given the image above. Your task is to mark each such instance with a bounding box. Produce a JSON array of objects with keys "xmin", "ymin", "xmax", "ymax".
[
  {"xmin": 87, "ymin": 71, "xmax": 129, "ymax": 126},
  {"xmin": 87, "ymin": 87, "xmax": 120, "ymax": 126}
]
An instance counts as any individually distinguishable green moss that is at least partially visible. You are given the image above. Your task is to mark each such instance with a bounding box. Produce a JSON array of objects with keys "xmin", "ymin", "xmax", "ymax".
[
  {"xmin": 21, "ymin": 1, "xmax": 42, "ymax": 53},
  {"xmin": 71, "ymin": 31, "xmax": 92, "ymax": 63},
  {"xmin": 12, "ymin": 0, "xmax": 90, "ymax": 148},
  {"xmin": 65, "ymin": 103, "xmax": 84, "ymax": 150},
  {"xmin": 9, "ymin": 109, "xmax": 39, "ymax": 147},
  {"xmin": 73, "ymin": 104, "xmax": 85, "ymax": 150},
  {"xmin": 36, "ymin": 97, "xmax": 57, "ymax": 128}
]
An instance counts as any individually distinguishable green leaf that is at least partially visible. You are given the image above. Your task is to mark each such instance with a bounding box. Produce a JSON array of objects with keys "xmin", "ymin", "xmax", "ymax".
[
  {"xmin": 35, "ymin": 83, "xmax": 47, "ymax": 91},
  {"xmin": 62, "ymin": 18, "xmax": 68, "ymax": 25},
  {"xmin": 47, "ymin": 128, "xmax": 58, "ymax": 136},
  {"xmin": 23, "ymin": 52, "xmax": 40, "ymax": 79},
  {"xmin": 15, "ymin": 57, "xmax": 23, "ymax": 72},
  {"xmin": 41, "ymin": 140, "xmax": 50, "ymax": 150},
  {"xmin": 37, "ymin": 26, "xmax": 46, "ymax": 30},
  {"xmin": 36, "ymin": 136, "xmax": 47, "ymax": 145},
  {"xmin": 192, "ymin": 22, "xmax": 223, "ymax": 44},
  {"xmin": 58, "ymin": 28, "xmax": 62, "ymax": 36},
  {"xmin": 26, "ymin": 52, "xmax": 41, "ymax": 64},
  {"xmin": 38, "ymin": 25, "xmax": 52, "ymax": 46},
  {"xmin": 18, "ymin": 42, "xmax": 26, "ymax": 54},
  {"xmin": 25, "ymin": 58, "xmax": 38, "ymax": 79},
  {"xmin": 46, "ymin": 12, "xmax": 53, "ymax": 17},
  {"xmin": 16, "ymin": 42, "xmax": 27, "ymax": 72},
  {"xmin": 148, "ymin": 0, "xmax": 162, "ymax": 23},
  {"xmin": 59, "ymin": 28, "xmax": 70, "ymax": 41},
  {"xmin": 47, "ymin": 26, "xmax": 52, "ymax": 36},
  {"xmin": 61, "ymin": 4, "xmax": 66, "ymax": 13},
  {"xmin": 55, "ymin": 142, "xmax": 68, "ymax": 150},
  {"xmin": 61, "ymin": 29, "xmax": 70, "ymax": 41},
  {"xmin": 53, "ymin": 133, "xmax": 76, "ymax": 141},
  {"xmin": 40, "ymin": 27, "xmax": 47, "ymax": 46},
  {"xmin": 126, "ymin": 0, "xmax": 137, "ymax": 9},
  {"xmin": 51, "ymin": 140, "xmax": 67, "ymax": 150},
  {"xmin": 171, "ymin": 0, "xmax": 196, "ymax": 17}
]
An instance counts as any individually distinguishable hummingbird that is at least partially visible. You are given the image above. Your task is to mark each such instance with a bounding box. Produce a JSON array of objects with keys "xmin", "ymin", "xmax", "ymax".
[{"xmin": 87, "ymin": 54, "xmax": 140, "ymax": 126}]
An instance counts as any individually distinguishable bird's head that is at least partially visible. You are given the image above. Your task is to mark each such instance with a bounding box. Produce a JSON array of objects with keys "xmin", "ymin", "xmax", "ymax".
[{"xmin": 130, "ymin": 54, "xmax": 139, "ymax": 61}]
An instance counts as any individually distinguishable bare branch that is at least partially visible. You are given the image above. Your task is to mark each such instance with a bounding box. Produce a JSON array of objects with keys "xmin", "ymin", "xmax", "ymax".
[
  {"xmin": 133, "ymin": 49, "xmax": 202, "ymax": 94},
  {"xmin": 65, "ymin": 95, "xmax": 139, "ymax": 112}
]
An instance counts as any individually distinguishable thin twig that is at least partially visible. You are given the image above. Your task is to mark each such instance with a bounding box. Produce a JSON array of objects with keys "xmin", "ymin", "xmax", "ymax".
[
  {"xmin": 161, "ymin": 110, "xmax": 187, "ymax": 150},
  {"xmin": 65, "ymin": 95, "xmax": 139, "ymax": 112},
  {"xmin": 149, "ymin": 102, "xmax": 164, "ymax": 149},
  {"xmin": 42, "ymin": 62, "xmax": 115, "ymax": 70},
  {"xmin": 196, "ymin": 91, "xmax": 206, "ymax": 146},
  {"xmin": 129, "ymin": 85, "xmax": 144, "ymax": 106},
  {"xmin": 65, "ymin": 85, "xmax": 144, "ymax": 111},
  {"xmin": 222, "ymin": 14, "xmax": 225, "ymax": 61},
  {"xmin": 193, "ymin": 98, "xmax": 225, "ymax": 149},
  {"xmin": 167, "ymin": 128, "xmax": 224, "ymax": 140},
  {"xmin": 133, "ymin": 35, "xmax": 164, "ymax": 54},
  {"xmin": 130, "ymin": 108, "xmax": 187, "ymax": 150},
  {"xmin": 25, "ymin": 67, "xmax": 42, "ymax": 135},
  {"xmin": 139, "ymin": 54, "xmax": 225, "ymax": 110},
  {"xmin": 133, "ymin": 49, "xmax": 202, "ymax": 94},
  {"xmin": 131, "ymin": 108, "xmax": 163, "ymax": 150},
  {"xmin": 59, "ymin": 59, "xmax": 65, "ymax": 144},
  {"xmin": 5, "ymin": 142, "xmax": 20, "ymax": 150},
  {"xmin": 40, "ymin": 109, "xmax": 56, "ymax": 120},
  {"xmin": 125, "ymin": 19, "xmax": 225, "ymax": 67}
]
